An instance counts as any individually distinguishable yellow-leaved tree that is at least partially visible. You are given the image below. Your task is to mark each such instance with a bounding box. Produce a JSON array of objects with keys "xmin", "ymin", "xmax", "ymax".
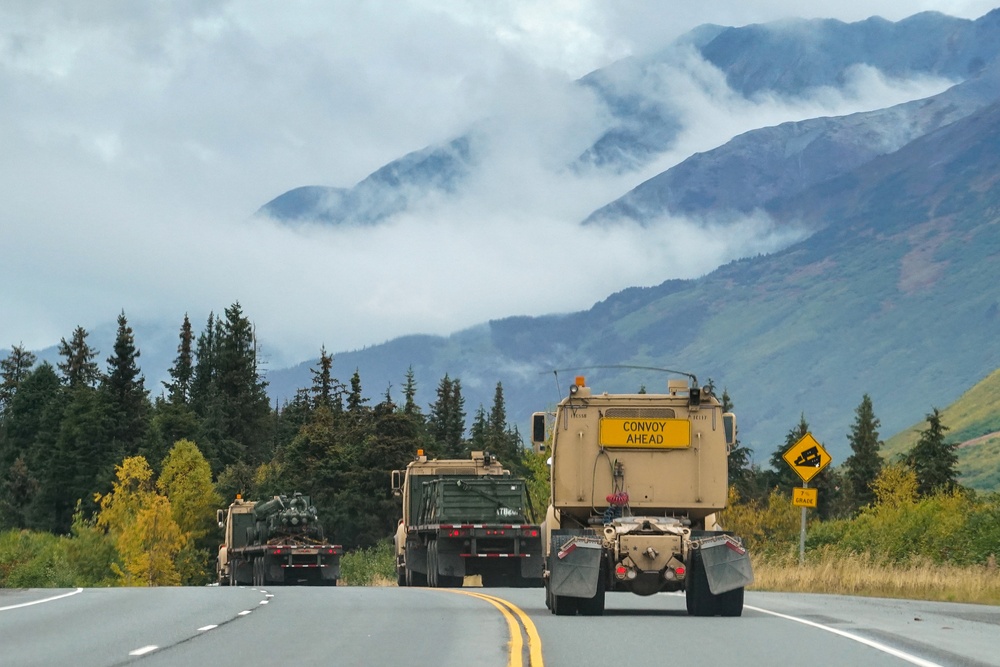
[
  {"xmin": 157, "ymin": 439, "xmax": 222, "ymax": 585},
  {"xmin": 96, "ymin": 456, "xmax": 185, "ymax": 586}
]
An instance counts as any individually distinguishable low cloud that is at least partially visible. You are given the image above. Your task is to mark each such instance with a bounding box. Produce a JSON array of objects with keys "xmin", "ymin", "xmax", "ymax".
[{"xmin": 0, "ymin": 0, "xmax": 989, "ymax": 369}]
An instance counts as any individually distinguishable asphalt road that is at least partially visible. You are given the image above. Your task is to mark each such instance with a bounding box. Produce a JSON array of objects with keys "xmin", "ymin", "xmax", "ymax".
[{"xmin": 1, "ymin": 585, "xmax": 998, "ymax": 667}]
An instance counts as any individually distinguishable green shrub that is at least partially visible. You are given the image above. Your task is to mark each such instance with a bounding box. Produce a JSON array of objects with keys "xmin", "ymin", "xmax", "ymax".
[
  {"xmin": 339, "ymin": 540, "xmax": 395, "ymax": 586},
  {"xmin": 0, "ymin": 530, "xmax": 76, "ymax": 588}
]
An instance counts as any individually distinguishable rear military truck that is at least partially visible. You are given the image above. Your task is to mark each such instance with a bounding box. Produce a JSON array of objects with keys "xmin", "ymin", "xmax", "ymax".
[
  {"xmin": 217, "ymin": 492, "xmax": 343, "ymax": 586},
  {"xmin": 392, "ymin": 451, "xmax": 543, "ymax": 588},
  {"xmin": 531, "ymin": 373, "xmax": 753, "ymax": 616}
]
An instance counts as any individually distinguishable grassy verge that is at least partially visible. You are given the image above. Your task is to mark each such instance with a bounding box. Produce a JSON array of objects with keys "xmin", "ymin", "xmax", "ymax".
[
  {"xmin": 751, "ymin": 550, "xmax": 1000, "ymax": 605},
  {"xmin": 338, "ymin": 541, "xmax": 396, "ymax": 586}
]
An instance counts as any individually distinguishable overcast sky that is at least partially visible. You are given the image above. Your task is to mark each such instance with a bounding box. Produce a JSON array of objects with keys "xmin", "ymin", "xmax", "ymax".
[{"xmin": 2, "ymin": 0, "xmax": 997, "ymax": 369}]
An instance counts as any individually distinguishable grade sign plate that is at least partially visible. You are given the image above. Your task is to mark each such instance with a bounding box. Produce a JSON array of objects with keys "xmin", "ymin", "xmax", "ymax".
[
  {"xmin": 782, "ymin": 432, "xmax": 832, "ymax": 483},
  {"xmin": 599, "ymin": 417, "xmax": 691, "ymax": 449},
  {"xmin": 793, "ymin": 487, "xmax": 818, "ymax": 508}
]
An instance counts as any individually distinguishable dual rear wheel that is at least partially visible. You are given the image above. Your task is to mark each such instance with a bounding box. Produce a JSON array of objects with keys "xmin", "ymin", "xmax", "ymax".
[{"xmin": 685, "ymin": 549, "xmax": 744, "ymax": 617}]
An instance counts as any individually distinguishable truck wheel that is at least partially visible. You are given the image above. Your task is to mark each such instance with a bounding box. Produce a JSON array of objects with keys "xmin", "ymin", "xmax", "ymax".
[
  {"xmin": 717, "ymin": 586, "xmax": 744, "ymax": 617},
  {"xmin": 405, "ymin": 566, "xmax": 426, "ymax": 587},
  {"xmin": 427, "ymin": 541, "xmax": 438, "ymax": 587},
  {"xmin": 552, "ymin": 593, "xmax": 578, "ymax": 616},
  {"xmin": 577, "ymin": 570, "xmax": 606, "ymax": 616},
  {"xmin": 397, "ymin": 567, "xmax": 407, "ymax": 587},
  {"xmin": 685, "ymin": 550, "xmax": 717, "ymax": 616}
]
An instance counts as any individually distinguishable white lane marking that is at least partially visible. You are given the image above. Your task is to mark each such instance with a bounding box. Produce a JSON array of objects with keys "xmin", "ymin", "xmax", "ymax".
[
  {"xmin": 746, "ymin": 605, "xmax": 944, "ymax": 667},
  {"xmin": 259, "ymin": 600, "xmax": 269, "ymax": 605},
  {"xmin": 129, "ymin": 646, "xmax": 158, "ymax": 656},
  {"xmin": 0, "ymin": 587, "xmax": 83, "ymax": 612},
  {"xmin": 197, "ymin": 625, "xmax": 218, "ymax": 632},
  {"xmin": 238, "ymin": 610, "xmax": 252, "ymax": 616}
]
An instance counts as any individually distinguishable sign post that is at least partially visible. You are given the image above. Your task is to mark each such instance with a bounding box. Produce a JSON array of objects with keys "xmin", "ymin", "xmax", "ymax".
[{"xmin": 782, "ymin": 433, "xmax": 831, "ymax": 565}]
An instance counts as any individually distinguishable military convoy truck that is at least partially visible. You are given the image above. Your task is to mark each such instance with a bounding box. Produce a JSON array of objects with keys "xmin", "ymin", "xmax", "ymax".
[
  {"xmin": 531, "ymin": 374, "xmax": 753, "ymax": 616},
  {"xmin": 217, "ymin": 492, "xmax": 342, "ymax": 586},
  {"xmin": 392, "ymin": 451, "xmax": 543, "ymax": 588}
]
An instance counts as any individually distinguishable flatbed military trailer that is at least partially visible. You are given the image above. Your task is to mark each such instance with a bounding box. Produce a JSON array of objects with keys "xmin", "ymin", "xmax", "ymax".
[
  {"xmin": 392, "ymin": 451, "xmax": 543, "ymax": 588},
  {"xmin": 217, "ymin": 493, "xmax": 343, "ymax": 586},
  {"xmin": 532, "ymin": 374, "xmax": 753, "ymax": 616}
]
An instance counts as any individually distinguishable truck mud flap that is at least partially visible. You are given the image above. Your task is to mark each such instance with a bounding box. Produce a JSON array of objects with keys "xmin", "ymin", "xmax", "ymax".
[
  {"xmin": 695, "ymin": 535, "xmax": 753, "ymax": 595},
  {"xmin": 549, "ymin": 533, "xmax": 602, "ymax": 599}
]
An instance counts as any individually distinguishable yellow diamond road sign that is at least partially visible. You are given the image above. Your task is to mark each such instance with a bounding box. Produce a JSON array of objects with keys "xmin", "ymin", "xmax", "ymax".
[{"xmin": 782, "ymin": 432, "xmax": 832, "ymax": 483}]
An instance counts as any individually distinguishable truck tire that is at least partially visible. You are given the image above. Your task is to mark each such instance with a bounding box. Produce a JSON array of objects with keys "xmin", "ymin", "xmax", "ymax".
[
  {"xmin": 552, "ymin": 593, "xmax": 579, "ymax": 616},
  {"xmin": 685, "ymin": 549, "xmax": 716, "ymax": 616},
  {"xmin": 577, "ymin": 568, "xmax": 606, "ymax": 616},
  {"xmin": 717, "ymin": 586, "xmax": 744, "ymax": 617},
  {"xmin": 405, "ymin": 566, "xmax": 426, "ymax": 587},
  {"xmin": 427, "ymin": 542, "xmax": 439, "ymax": 587},
  {"xmin": 397, "ymin": 567, "xmax": 407, "ymax": 587},
  {"xmin": 685, "ymin": 548, "xmax": 745, "ymax": 616}
]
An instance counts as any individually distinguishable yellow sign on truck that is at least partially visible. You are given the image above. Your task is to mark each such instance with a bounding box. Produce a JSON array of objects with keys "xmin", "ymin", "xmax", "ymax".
[{"xmin": 599, "ymin": 417, "xmax": 691, "ymax": 448}]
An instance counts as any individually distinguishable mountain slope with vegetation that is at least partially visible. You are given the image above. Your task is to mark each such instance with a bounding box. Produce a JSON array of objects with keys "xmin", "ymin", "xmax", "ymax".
[{"xmin": 884, "ymin": 368, "xmax": 1000, "ymax": 490}]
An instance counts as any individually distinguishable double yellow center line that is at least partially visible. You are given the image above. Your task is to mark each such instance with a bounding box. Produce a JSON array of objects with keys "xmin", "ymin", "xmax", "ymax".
[{"xmin": 439, "ymin": 589, "xmax": 544, "ymax": 667}]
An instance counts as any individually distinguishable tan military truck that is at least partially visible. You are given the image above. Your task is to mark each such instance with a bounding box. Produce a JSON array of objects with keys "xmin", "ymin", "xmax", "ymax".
[
  {"xmin": 531, "ymin": 373, "xmax": 752, "ymax": 616},
  {"xmin": 392, "ymin": 451, "xmax": 543, "ymax": 587},
  {"xmin": 217, "ymin": 493, "xmax": 342, "ymax": 586}
]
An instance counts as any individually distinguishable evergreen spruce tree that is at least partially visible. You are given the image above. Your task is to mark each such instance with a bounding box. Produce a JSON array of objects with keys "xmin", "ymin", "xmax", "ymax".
[
  {"xmin": 346, "ymin": 369, "xmax": 369, "ymax": 416},
  {"xmin": 428, "ymin": 374, "xmax": 467, "ymax": 457},
  {"xmin": 189, "ymin": 312, "xmax": 217, "ymax": 413},
  {"xmin": 2, "ymin": 363, "xmax": 62, "ymax": 530},
  {"xmin": 188, "ymin": 303, "xmax": 272, "ymax": 470},
  {"xmin": 907, "ymin": 408, "xmax": 960, "ymax": 496},
  {"xmin": 149, "ymin": 313, "xmax": 198, "ymax": 468},
  {"xmin": 57, "ymin": 326, "xmax": 101, "ymax": 388},
  {"xmin": 402, "ymin": 366, "xmax": 420, "ymax": 416},
  {"xmin": 163, "ymin": 314, "xmax": 194, "ymax": 405},
  {"xmin": 469, "ymin": 406, "xmax": 488, "ymax": 452},
  {"xmin": 52, "ymin": 383, "xmax": 109, "ymax": 532},
  {"xmin": 843, "ymin": 394, "xmax": 884, "ymax": 510},
  {"xmin": 0, "ymin": 343, "xmax": 37, "ymax": 411},
  {"xmin": 272, "ymin": 388, "xmax": 313, "ymax": 453},
  {"xmin": 101, "ymin": 311, "xmax": 150, "ymax": 456},
  {"xmin": 310, "ymin": 346, "xmax": 342, "ymax": 412},
  {"xmin": 447, "ymin": 377, "xmax": 467, "ymax": 457}
]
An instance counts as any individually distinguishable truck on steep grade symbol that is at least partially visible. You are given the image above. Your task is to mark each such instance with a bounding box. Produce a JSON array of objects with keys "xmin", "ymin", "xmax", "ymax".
[
  {"xmin": 531, "ymin": 372, "xmax": 753, "ymax": 616},
  {"xmin": 217, "ymin": 492, "xmax": 342, "ymax": 586},
  {"xmin": 392, "ymin": 451, "xmax": 543, "ymax": 588}
]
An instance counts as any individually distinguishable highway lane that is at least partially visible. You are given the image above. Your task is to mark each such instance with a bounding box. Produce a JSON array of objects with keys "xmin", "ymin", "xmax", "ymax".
[
  {"xmin": 2, "ymin": 585, "xmax": 998, "ymax": 667},
  {"xmin": 0, "ymin": 586, "xmax": 271, "ymax": 667}
]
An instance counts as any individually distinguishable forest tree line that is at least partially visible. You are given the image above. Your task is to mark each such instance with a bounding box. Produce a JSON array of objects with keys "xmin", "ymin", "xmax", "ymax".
[{"xmin": 0, "ymin": 303, "xmax": 531, "ymax": 584}]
